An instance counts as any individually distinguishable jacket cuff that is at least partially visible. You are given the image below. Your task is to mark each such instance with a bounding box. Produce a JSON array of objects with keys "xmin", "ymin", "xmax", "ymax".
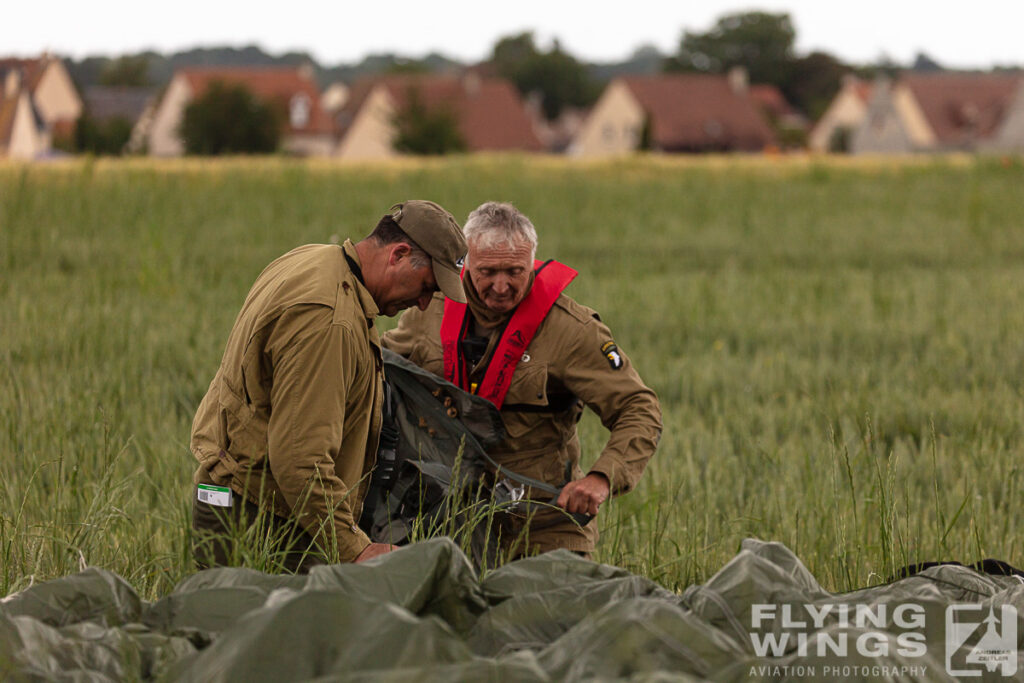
[
  {"xmin": 588, "ymin": 460, "xmax": 626, "ymax": 496},
  {"xmin": 337, "ymin": 524, "xmax": 372, "ymax": 563}
]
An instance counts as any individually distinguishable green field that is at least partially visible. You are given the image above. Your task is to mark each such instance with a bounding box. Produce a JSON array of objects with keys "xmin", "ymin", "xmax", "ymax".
[{"xmin": 3, "ymin": 155, "xmax": 1024, "ymax": 599}]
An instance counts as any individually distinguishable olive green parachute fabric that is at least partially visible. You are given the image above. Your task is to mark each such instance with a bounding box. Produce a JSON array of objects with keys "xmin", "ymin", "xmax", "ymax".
[{"xmin": 3, "ymin": 538, "xmax": 1023, "ymax": 681}]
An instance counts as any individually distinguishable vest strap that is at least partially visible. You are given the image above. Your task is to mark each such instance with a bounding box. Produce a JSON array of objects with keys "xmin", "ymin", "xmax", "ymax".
[{"xmin": 441, "ymin": 259, "xmax": 577, "ymax": 409}]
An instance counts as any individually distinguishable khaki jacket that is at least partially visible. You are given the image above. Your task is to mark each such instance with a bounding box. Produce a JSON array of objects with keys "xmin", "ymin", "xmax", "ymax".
[
  {"xmin": 191, "ymin": 240, "xmax": 382, "ymax": 562},
  {"xmin": 382, "ymin": 290, "xmax": 661, "ymax": 552}
]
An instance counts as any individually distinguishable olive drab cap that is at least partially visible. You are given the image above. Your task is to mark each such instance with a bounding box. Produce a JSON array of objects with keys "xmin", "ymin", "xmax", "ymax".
[{"xmin": 390, "ymin": 200, "xmax": 468, "ymax": 303}]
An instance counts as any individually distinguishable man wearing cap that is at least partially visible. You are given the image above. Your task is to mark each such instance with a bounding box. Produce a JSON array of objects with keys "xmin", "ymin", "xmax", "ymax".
[
  {"xmin": 190, "ymin": 200, "xmax": 467, "ymax": 571},
  {"xmin": 383, "ymin": 201, "xmax": 661, "ymax": 559}
]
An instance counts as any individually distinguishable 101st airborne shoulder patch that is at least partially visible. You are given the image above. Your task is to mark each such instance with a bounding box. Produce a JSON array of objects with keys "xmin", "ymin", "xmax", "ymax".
[{"xmin": 601, "ymin": 341, "xmax": 623, "ymax": 370}]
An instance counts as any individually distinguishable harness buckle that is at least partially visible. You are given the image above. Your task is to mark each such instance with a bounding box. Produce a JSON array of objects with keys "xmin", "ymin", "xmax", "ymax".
[{"xmin": 494, "ymin": 478, "xmax": 526, "ymax": 511}]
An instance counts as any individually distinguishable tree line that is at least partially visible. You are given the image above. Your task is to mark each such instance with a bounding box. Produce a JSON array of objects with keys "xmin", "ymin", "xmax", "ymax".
[{"xmin": 68, "ymin": 10, "xmax": 973, "ymax": 155}]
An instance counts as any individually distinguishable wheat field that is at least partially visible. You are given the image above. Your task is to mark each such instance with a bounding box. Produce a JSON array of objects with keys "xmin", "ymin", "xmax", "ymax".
[{"xmin": 3, "ymin": 154, "xmax": 1023, "ymax": 598}]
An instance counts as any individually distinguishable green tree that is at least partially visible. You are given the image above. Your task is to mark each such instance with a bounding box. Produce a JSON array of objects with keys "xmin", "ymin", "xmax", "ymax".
[
  {"xmin": 392, "ymin": 88, "xmax": 466, "ymax": 155},
  {"xmin": 98, "ymin": 56, "xmax": 151, "ymax": 87},
  {"xmin": 670, "ymin": 11, "xmax": 796, "ymax": 87},
  {"xmin": 490, "ymin": 32, "xmax": 598, "ymax": 120},
  {"xmin": 638, "ymin": 113, "xmax": 654, "ymax": 151},
  {"xmin": 71, "ymin": 113, "xmax": 134, "ymax": 155},
  {"xmin": 180, "ymin": 81, "xmax": 281, "ymax": 155},
  {"xmin": 782, "ymin": 51, "xmax": 848, "ymax": 121},
  {"xmin": 492, "ymin": 33, "xmax": 539, "ymax": 73}
]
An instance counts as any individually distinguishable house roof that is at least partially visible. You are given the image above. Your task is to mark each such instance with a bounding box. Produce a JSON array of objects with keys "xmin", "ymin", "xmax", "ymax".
[
  {"xmin": 901, "ymin": 72, "xmax": 1022, "ymax": 144},
  {"xmin": 620, "ymin": 74, "xmax": 776, "ymax": 152},
  {"xmin": 0, "ymin": 57, "xmax": 48, "ymax": 93},
  {"xmin": 338, "ymin": 73, "xmax": 543, "ymax": 152},
  {"xmin": 749, "ymin": 84, "xmax": 801, "ymax": 119},
  {"xmin": 83, "ymin": 86, "xmax": 158, "ymax": 123},
  {"xmin": 177, "ymin": 67, "xmax": 335, "ymax": 135}
]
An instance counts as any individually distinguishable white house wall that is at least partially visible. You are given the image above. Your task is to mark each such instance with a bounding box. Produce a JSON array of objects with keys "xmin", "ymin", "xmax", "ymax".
[
  {"xmin": 985, "ymin": 80, "xmax": 1024, "ymax": 152},
  {"xmin": 285, "ymin": 133, "xmax": 335, "ymax": 157},
  {"xmin": 335, "ymin": 86, "xmax": 398, "ymax": 159},
  {"xmin": 568, "ymin": 80, "xmax": 644, "ymax": 157},
  {"xmin": 33, "ymin": 61, "xmax": 82, "ymax": 125},
  {"xmin": 808, "ymin": 86, "xmax": 867, "ymax": 152},
  {"xmin": 851, "ymin": 80, "xmax": 915, "ymax": 154},
  {"xmin": 892, "ymin": 86, "xmax": 935, "ymax": 149},
  {"xmin": 7, "ymin": 92, "xmax": 49, "ymax": 159},
  {"xmin": 147, "ymin": 75, "xmax": 191, "ymax": 156}
]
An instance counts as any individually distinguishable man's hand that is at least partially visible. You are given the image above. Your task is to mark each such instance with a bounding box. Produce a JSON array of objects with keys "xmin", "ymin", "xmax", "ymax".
[
  {"xmin": 354, "ymin": 542, "xmax": 399, "ymax": 563},
  {"xmin": 557, "ymin": 473, "xmax": 610, "ymax": 516}
]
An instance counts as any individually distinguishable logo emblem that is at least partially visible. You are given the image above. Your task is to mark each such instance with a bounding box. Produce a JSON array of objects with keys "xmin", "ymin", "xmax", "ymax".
[
  {"xmin": 601, "ymin": 341, "xmax": 623, "ymax": 370},
  {"xmin": 455, "ymin": 254, "xmax": 465, "ymax": 269},
  {"xmin": 946, "ymin": 604, "xmax": 1018, "ymax": 677}
]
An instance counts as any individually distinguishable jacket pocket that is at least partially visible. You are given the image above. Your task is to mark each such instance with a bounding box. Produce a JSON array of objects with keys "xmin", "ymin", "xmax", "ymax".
[
  {"xmin": 499, "ymin": 362, "xmax": 549, "ymax": 439},
  {"xmin": 216, "ymin": 376, "xmax": 268, "ymax": 468}
]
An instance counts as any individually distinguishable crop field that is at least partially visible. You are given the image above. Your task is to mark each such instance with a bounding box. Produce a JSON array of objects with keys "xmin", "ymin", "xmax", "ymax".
[{"xmin": 3, "ymin": 154, "xmax": 1024, "ymax": 600}]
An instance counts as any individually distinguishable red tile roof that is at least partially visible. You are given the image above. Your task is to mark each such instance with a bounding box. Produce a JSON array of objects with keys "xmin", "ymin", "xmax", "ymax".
[
  {"xmin": 902, "ymin": 72, "xmax": 1021, "ymax": 144},
  {"xmin": 621, "ymin": 74, "xmax": 776, "ymax": 152},
  {"xmin": 339, "ymin": 73, "xmax": 543, "ymax": 152},
  {"xmin": 749, "ymin": 84, "xmax": 798, "ymax": 119},
  {"xmin": 0, "ymin": 57, "xmax": 47, "ymax": 92},
  {"xmin": 178, "ymin": 67, "xmax": 334, "ymax": 135}
]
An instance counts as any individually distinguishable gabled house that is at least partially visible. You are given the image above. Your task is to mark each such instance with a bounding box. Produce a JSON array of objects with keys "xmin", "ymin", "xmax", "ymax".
[
  {"xmin": 808, "ymin": 75, "xmax": 873, "ymax": 153},
  {"xmin": 334, "ymin": 73, "xmax": 543, "ymax": 159},
  {"xmin": 569, "ymin": 70, "xmax": 776, "ymax": 156},
  {"xmin": 133, "ymin": 66, "xmax": 335, "ymax": 156},
  {"xmin": 0, "ymin": 79, "xmax": 49, "ymax": 159},
  {"xmin": 986, "ymin": 78, "xmax": 1024, "ymax": 152},
  {"xmin": 851, "ymin": 72, "xmax": 1023, "ymax": 154},
  {"xmin": 0, "ymin": 55, "xmax": 82, "ymax": 143},
  {"xmin": 569, "ymin": 70, "xmax": 774, "ymax": 156}
]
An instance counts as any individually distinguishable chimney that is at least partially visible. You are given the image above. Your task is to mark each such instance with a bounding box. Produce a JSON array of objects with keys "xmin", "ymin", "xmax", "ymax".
[{"xmin": 727, "ymin": 66, "xmax": 748, "ymax": 95}]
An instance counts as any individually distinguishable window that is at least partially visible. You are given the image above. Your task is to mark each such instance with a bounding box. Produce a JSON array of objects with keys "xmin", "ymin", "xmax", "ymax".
[{"xmin": 290, "ymin": 94, "xmax": 311, "ymax": 129}]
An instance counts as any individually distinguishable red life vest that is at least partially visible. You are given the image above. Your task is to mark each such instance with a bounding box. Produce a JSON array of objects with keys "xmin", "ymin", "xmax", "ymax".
[{"xmin": 441, "ymin": 259, "xmax": 577, "ymax": 409}]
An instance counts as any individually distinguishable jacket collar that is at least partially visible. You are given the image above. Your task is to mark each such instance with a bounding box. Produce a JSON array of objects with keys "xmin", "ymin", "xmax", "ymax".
[{"xmin": 341, "ymin": 239, "xmax": 380, "ymax": 325}]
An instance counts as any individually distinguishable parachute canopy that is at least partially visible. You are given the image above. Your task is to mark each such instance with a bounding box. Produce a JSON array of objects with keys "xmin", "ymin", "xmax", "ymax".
[{"xmin": 3, "ymin": 538, "xmax": 1022, "ymax": 681}]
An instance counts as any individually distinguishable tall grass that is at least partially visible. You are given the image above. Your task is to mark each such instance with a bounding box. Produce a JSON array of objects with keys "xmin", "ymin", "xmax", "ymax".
[{"xmin": 2, "ymin": 155, "xmax": 1024, "ymax": 598}]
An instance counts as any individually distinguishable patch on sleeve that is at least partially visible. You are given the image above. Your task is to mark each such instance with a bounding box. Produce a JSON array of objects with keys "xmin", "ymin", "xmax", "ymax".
[{"xmin": 601, "ymin": 341, "xmax": 623, "ymax": 370}]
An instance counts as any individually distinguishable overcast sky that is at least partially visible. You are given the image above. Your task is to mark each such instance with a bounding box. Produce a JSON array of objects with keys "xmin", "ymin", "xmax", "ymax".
[{"xmin": 5, "ymin": 1, "xmax": 1022, "ymax": 70}]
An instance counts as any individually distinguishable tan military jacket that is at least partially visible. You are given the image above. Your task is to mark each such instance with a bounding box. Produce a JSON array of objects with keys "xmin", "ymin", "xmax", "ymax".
[
  {"xmin": 191, "ymin": 240, "xmax": 382, "ymax": 562},
  {"xmin": 382, "ymin": 289, "xmax": 662, "ymax": 552}
]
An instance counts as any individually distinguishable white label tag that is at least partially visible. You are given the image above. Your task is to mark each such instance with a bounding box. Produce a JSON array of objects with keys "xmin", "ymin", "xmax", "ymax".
[{"xmin": 197, "ymin": 484, "xmax": 232, "ymax": 507}]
